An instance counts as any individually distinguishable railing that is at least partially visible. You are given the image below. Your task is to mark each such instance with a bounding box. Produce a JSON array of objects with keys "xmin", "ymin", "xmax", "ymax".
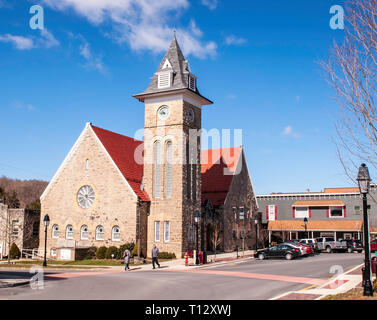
[{"xmin": 20, "ymin": 248, "xmax": 56, "ymax": 260}]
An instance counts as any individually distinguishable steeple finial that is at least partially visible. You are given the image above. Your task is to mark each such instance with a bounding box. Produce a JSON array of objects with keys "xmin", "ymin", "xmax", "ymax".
[{"xmin": 173, "ymin": 29, "xmax": 176, "ymax": 40}]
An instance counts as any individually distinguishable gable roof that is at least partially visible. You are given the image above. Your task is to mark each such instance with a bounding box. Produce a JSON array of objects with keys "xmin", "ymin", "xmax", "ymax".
[
  {"xmin": 201, "ymin": 147, "xmax": 242, "ymax": 206},
  {"xmin": 91, "ymin": 125, "xmax": 150, "ymax": 201}
]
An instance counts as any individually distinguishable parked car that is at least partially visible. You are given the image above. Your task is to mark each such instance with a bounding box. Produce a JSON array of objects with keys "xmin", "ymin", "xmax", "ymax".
[
  {"xmin": 343, "ymin": 239, "xmax": 363, "ymax": 253},
  {"xmin": 370, "ymin": 239, "xmax": 377, "ymax": 253},
  {"xmin": 284, "ymin": 240, "xmax": 313, "ymax": 255},
  {"xmin": 316, "ymin": 237, "xmax": 348, "ymax": 253},
  {"xmin": 299, "ymin": 238, "xmax": 319, "ymax": 252},
  {"xmin": 255, "ymin": 244, "xmax": 301, "ymax": 260}
]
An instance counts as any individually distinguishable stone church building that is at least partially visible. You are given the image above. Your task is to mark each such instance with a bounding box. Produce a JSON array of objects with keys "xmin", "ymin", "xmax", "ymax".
[{"xmin": 40, "ymin": 36, "xmax": 258, "ymax": 260}]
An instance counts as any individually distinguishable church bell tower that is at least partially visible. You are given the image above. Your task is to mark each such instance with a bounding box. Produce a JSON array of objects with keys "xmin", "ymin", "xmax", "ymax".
[{"xmin": 133, "ymin": 35, "xmax": 213, "ymax": 258}]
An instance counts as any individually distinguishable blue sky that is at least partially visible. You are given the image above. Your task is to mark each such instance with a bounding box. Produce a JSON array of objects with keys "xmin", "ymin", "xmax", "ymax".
[{"xmin": 0, "ymin": 0, "xmax": 353, "ymax": 194}]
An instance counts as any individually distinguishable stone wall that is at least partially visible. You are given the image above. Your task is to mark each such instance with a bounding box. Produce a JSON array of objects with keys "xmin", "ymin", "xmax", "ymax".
[
  {"xmin": 143, "ymin": 97, "xmax": 202, "ymax": 258},
  {"xmin": 0, "ymin": 204, "xmax": 40, "ymax": 257},
  {"xmin": 222, "ymin": 150, "xmax": 258, "ymax": 252},
  {"xmin": 40, "ymin": 125, "xmax": 139, "ymax": 260}
]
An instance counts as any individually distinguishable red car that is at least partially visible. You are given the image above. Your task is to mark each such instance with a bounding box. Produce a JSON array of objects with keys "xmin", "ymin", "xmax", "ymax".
[
  {"xmin": 371, "ymin": 239, "xmax": 377, "ymax": 252},
  {"xmin": 284, "ymin": 241, "xmax": 313, "ymax": 255}
]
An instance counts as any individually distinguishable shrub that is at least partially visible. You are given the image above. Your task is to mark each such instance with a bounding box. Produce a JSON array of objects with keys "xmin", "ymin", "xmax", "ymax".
[
  {"xmin": 117, "ymin": 242, "xmax": 135, "ymax": 259},
  {"xmin": 9, "ymin": 243, "xmax": 21, "ymax": 259},
  {"xmin": 85, "ymin": 246, "xmax": 97, "ymax": 260},
  {"xmin": 96, "ymin": 246, "xmax": 107, "ymax": 259},
  {"xmin": 106, "ymin": 246, "xmax": 118, "ymax": 259},
  {"xmin": 158, "ymin": 252, "xmax": 176, "ymax": 259},
  {"xmin": 131, "ymin": 244, "xmax": 138, "ymax": 257}
]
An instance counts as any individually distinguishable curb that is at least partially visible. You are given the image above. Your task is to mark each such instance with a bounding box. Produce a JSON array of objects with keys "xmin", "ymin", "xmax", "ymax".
[{"xmin": 0, "ymin": 279, "xmax": 30, "ymax": 288}]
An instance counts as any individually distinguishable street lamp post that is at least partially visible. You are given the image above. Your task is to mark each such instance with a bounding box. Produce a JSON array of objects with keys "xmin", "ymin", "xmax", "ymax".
[
  {"xmin": 42, "ymin": 214, "xmax": 50, "ymax": 267},
  {"xmin": 357, "ymin": 163, "xmax": 374, "ymax": 297},
  {"xmin": 254, "ymin": 218, "xmax": 258, "ymax": 251},
  {"xmin": 194, "ymin": 211, "xmax": 201, "ymax": 265},
  {"xmin": 304, "ymin": 217, "xmax": 308, "ymax": 239}
]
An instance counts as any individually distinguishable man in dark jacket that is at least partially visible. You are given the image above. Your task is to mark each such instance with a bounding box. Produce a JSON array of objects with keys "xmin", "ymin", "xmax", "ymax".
[{"xmin": 152, "ymin": 244, "xmax": 160, "ymax": 269}]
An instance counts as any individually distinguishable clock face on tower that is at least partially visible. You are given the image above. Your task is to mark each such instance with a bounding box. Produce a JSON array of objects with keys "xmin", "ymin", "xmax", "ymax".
[{"xmin": 157, "ymin": 105, "xmax": 170, "ymax": 120}]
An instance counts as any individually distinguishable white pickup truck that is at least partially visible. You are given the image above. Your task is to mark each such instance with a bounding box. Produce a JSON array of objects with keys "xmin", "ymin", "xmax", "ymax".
[{"xmin": 316, "ymin": 237, "xmax": 348, "ymax": 253}]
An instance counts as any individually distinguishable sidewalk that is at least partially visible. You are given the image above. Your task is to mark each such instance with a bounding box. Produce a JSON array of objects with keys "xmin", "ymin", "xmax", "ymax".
[{"xmin": 270, "ymin": 263, "xmax": 365, "ymax": 300}]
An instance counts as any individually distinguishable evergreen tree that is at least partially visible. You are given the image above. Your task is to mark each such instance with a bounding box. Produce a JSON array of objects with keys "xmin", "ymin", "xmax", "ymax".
[
  {"xmin": 0, "ymin": 187, "xmax": 5, "ymax": 203},
  {"xmin": 7, "ymin": 190, "xmax": 20, "ymax": 209},
  {"xmin": 27, "ymin": 198, "xmax": 41, "ymax": 210}
]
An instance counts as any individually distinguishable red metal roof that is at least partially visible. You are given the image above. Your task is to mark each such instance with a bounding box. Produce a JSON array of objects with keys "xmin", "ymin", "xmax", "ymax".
[
  {"xmin": 91, "ymin": 125, "xmax": 150, "ymax": 201},
  {"xmin": 92, "ymin": 125, "xmax": 241, "ymax": 205},
  {"xmin": 201, "ymin": 147, "xmax": 242, "ymax": 205}
]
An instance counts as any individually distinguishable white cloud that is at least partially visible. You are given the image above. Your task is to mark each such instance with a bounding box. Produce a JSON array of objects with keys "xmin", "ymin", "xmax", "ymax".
[
  {"xmin": 201, "ymin": 0, "xmax": 218, "ymax": 10},
  {"xmin": 282, "ymin": 126, "xmax": 301, "ymax": 138},
  {"xmin": 224, "ymin": 35, "xmax": 247, "ymax": 46},
  {"xmin": 12, "ymin": 100, "xmax": 36, "ymax": 111},
  {"xmin": 0, "ymin": 34, "xmax": 34, "ymax": 50},
  {"xmin": 40, "ymin": 0, "xmax": 217, "ymax": 58},
  {"xmin": 0, "ymin": 29, "xmax": 59, "ymax": 50},
  {"xmin": 79, "ymin": 38, "xmax": 107, "ymax": 74},
  {"xmin": 39, "ymin": 29, "xmax": 59, "ymax": 48}
]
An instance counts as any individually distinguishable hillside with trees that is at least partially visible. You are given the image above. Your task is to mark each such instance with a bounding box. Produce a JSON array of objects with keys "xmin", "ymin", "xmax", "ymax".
[{"xmin": 0, "ymin": 176, "xmax": 48, "ymax": 209}]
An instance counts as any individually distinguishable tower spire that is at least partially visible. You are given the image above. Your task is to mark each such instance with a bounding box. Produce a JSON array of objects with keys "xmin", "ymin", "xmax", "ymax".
[{"xmin": 133, "ymin": 35, "xmax": 212, "ymax": 105}]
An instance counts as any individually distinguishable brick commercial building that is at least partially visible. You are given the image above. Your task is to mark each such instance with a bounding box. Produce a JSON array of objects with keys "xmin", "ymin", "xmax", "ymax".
[
  {"xmin": 0, "ymin": 203, "xmax": 40, "ymax": 259},
  {"xmin": 40, "ymin": 36, "xmax": 258, "ymax": 260},
  {"xmin": 256, "ymin": 186, "xmax": 377, "ymax": 245}
]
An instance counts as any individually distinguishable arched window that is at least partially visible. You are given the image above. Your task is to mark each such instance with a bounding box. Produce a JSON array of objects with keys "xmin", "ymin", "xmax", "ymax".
[
  {"xmin": 81, "ymin": 225, "xmax": 89, "ymax": 240},
  {"xmin": 52, "ymin": 224, "xmax": 59, "ymax": 238},
  {"xmin": 85, "ymin": 159, "xmax": 90, "ymax": 170},
  {"xmin": 66, "ymin": 225, "xmax": 73, "ymax": 239},
  {"xmin": 96, "ymin": 225, "xmax": 104, "ymax": 240},
  {"xmin": 165, "ymin": 140, "xmax": 173, "ymax": 198},
  {"xmin": 154, "ymin": 141, "xmax": 161, "ymax": 198},
  {"xmin": 112, "ymin": 226, "xmax": 120, "ymax": 241}
]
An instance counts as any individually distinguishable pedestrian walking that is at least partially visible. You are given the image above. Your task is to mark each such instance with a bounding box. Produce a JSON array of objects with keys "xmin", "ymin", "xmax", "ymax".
[
  {"xmin": 152, "ymin": 244, "xmax": 160, "ymax": 269},
  {"xmin": 123, "ymin": 248, "xmax": 131, "ymax": 271}
]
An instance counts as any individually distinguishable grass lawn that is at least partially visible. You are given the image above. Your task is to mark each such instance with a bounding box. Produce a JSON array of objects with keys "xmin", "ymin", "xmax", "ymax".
[
  {"xmin": 0, "ymin": 258, "xmax": 160, "ymax": 267},
  {"xmin": 323, "ymin": 288, "xmax": 377, "ymax": 300},
  {"xmin": 0, "ymin": 256, "xmax": 175, "ymax": 270}
]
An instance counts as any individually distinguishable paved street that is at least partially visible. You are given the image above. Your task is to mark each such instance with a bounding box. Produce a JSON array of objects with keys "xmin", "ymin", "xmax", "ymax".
[{"xmin": 0, "ymin": 253, "xmax": 363, "ymax": 300}]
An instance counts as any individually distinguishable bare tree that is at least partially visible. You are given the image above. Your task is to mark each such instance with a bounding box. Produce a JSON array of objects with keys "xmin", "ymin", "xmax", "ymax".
[
  {"xmin": 211, "ymin": 223, "xmax": 222, "ymax": 262},
  {"xmin": 321, "ymin": 0, "xmax": 377, "ymax": 182}
]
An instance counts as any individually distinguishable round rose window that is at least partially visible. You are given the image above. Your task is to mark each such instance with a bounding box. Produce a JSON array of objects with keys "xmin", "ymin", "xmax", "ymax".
[{"xmin": 77, "ymin": 185, "xmax": 95, "ymax": 209}]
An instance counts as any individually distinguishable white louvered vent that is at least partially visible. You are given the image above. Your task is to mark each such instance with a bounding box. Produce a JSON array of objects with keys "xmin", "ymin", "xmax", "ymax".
[
  {"xmin": 189, "ymin": 76, "xmax": 196, "ymax": 91},
  {"xmin": 158, "ymin": 72, "xmax": 171, "ymax": 88}
]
